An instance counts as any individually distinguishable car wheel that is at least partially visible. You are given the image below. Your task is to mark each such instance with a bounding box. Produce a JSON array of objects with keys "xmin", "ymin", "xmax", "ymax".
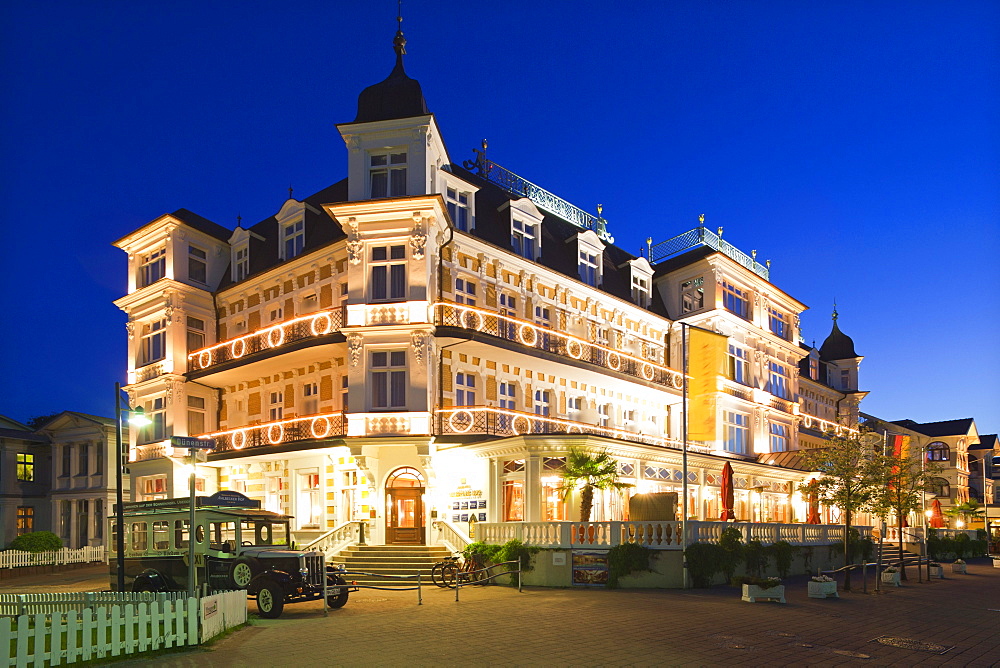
[
  {"xmin": 327, "ymin": 575, "xmax": 349, "ymax": 609},
  {"xmin": 256, "ymin": 580, "xmax": 285, "ymax": 619},
  {"xmin": 230, "ymin": 556, "xmax": 259, "ymax": 589}
]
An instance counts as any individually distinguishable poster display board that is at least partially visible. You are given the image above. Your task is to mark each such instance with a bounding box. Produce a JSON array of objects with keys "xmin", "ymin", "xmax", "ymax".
[{"xmin": 572, "ymin": 550, "xmax": 609, "ymax": 586}]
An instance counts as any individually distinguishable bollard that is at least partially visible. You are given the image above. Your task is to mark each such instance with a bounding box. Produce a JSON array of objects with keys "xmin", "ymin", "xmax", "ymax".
[{"xmin": 417, "ymin": 573, "xmax": 422, "ymax": 606}]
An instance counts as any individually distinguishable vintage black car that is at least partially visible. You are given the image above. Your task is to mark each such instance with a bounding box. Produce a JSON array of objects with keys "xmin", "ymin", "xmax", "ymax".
[{"xmin": 112, "ymin": 491, "xmax": 354, "ymax": 618}]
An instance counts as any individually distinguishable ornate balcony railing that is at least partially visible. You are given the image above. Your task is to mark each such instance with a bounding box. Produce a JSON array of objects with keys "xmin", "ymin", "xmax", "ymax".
[
  {"xmin": 463, "ymin": 145, "xmax": 613, "ymax": 243},
  {"xmin": 433, "ymin": 303, "xmax": 681, "ymax": 391},
  {"xmin": 436, "ymin": 406, "xmax": 710, "ymax": 454},
  {"xmin": 133, "ymin": 362, "xmax": 164, "ymax": 383},
  {"xmin": 799, "ymin": 414, "xmax": 858, "ymax": 437},
  {"xmin": 188, "ymin": 307, "xmax": 344, "ymax": 373},
  {"xmin": 649, "ymin": 225, "xmax": 769, "ymax": 280},
  {"xmin": 201, "ymin": 413, "xmax": 347, "ymax": 454},
  {"xmin": 132, "ymin": 442, "xmax": 169, "ymax": 462}
]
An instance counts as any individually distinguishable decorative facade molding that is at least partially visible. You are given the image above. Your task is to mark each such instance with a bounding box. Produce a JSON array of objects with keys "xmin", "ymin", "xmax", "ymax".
[
  {"xmin": 410, "ymin": 330, "xmax": 429, "ymax": 366},
  {"xmin": 347, "ymin": 334, "xmax": 363, "ymax": 366},
  {"xmin": 346, "ymin": 218, "xmax": 363, "ymax": 265},
  {"xmin": 409, "ymin": 216, "xmax": 427, "ymax": 259}
]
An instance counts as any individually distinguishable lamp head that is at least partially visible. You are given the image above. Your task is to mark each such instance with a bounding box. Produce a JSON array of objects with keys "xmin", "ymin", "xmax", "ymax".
[{"xmin": 128, "ymin": 407, "xmax": 152, "ymax": 427}]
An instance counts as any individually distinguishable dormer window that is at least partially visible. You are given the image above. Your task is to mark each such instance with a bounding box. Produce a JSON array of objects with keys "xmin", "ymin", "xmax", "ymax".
[
  {"xmin": 282, "ymin": 220, "xmax": 304, "ymax": 260},
  {"xmin": 139, "ymin": 248, "xmax": 166, "ymax": 288},
  {"xmin": 370, "ymin": 151, "xmax": 407, "ymax": 198},
  {"xmin": 768, "ymin": 307, "xmax": 790, "ymax": 340},
  {"xmin": 446, "ymin": 188, "xmax": 471, "ymax": 231},
  {"xmin": 681, "ymin": 277, "xmax": 705, "ymax": 313},
  {"xmin": 579, "ymin": 250, "xmax": 600, "ymax": 287},
  {"xmin": 632, "ymin": 275, "xmax": 650, "ymax": 307},
  {"xmin": 188, "ymin": 245, "xmax": 207, "ymax": 284},
  {"xmin": 233, "ymin": 243, "xmax": 249, "ymax": 282},
  {"xmin": 512, "ymin": 219, "xmax": 537, "ymax": 261}
]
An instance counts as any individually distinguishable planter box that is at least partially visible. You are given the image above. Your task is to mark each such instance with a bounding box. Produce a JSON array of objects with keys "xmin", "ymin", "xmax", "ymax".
[
  {"xmin": 951, "ymin": 563, "xmax": 967, "ymax": 574},
  {"xmin": 928, "ymin": 566, "xmax": 944, "ymax": 579},
  {"xmin": 807, "ymin": 581, "xmax": 839, "ymax": 599},
  {"xmin": 993, "ymin": 559, "xmax": 1000, "ymax": 569},
  {"xmin": 742, "ymin": 584, "xmax": 785, "ymax": 604},
  {"xmin": 881, "ymin": 571, "xmax": 901, "ymax": 587}
]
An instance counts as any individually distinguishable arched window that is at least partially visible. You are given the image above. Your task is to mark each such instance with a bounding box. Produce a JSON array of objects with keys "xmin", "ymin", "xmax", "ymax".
[
  {"xmin": 386, "ymin": 467, "xmax": 424, "ymax": 488},
  {"xmin": 930, "ymin": 477, "xmax": 950, "ymax": 499},
  {"xmin": 926, "ymin": 442, "xmax": 950, "ymax": 462}
]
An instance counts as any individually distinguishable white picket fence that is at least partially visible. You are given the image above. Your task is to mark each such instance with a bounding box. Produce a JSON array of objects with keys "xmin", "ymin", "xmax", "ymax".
[
  {"xmin": 0, "ymin": 592, "xmax": 187, "ymax": 618},
  {"xmin": 0, "ymin": 547, "xmax": 106, "ymax": 570},
  {"xmin": 0, "ymin": 590, "xmax": 246, "ymax": 666}
]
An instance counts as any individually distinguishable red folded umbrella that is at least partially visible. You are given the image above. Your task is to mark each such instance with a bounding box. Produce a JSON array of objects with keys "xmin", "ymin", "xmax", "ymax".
[
  {"xmin": 806, "ymin": 488, "xmax": 821, "ymax": 524},
  {"xmin": 720, "ymin": 461, "xmax": 735, "ymax": 520},
  {"xmin": 930, "ymin": 498, "xmax": 946, "ymax": 528}
]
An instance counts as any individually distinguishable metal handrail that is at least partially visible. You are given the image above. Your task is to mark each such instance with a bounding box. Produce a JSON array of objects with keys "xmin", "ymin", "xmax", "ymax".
[
  {"xmin": 453, "ymin": 560, "xmax": 523, "ymax": 601},
  {"xmin": 338, "ymin": 570, "xmax": 423, "ymax": 605},
  {"xmin": 821, "ymin": 561, "xmax": 880, "ymax": 594}
]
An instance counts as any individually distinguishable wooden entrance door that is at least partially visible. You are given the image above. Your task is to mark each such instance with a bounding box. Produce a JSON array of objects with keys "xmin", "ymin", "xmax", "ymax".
[{"xmin": 387, "ymin": 487, "xmax": 424, "ymax": 545}]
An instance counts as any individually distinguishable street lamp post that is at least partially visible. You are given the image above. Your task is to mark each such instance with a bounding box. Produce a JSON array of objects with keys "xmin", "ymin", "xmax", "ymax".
[{"xmin": 114, "ymin": 382, "xmax": 150, "ymax": 592}]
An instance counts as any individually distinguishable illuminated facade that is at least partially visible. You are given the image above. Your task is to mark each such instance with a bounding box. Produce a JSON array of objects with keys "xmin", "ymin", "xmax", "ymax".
[{"xmin": 113, "ymin": 30, "xmax": 865, "ymax": 547}]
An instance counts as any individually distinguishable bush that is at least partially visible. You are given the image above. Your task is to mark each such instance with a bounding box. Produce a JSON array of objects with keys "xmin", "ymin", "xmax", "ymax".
[
  {"xmin": 743, "ymin": 540, "xmax": 768, "ymax": 579},
  {"xmin": 768, "ymin": 540, "xmax": 799, "ymax": 578},
  {"xmin": 718, "ymin": 527, "xmax": 744, "ymax": 582},
  {"xmin": 606, "ymin": 543, "xmax": 652, "ymax": 589},
  {"xmin": 7, "ymin": 531, "xmax": 62, "ymax": 553},
  {"xmin": 953, "ymin": 533, "xmax": 971, "ymax": 560},
  {"xmin": 685, "ymin": 542, "xmax": 723, "ymax": 588},
  {"xmin": 463, "ymin": 540, "xmax": 539, "ymax": 585}
]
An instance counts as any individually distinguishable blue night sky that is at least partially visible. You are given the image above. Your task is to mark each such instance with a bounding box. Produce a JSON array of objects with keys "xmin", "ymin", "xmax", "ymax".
[{"xmin": 1, "ymin": 1, "xmax": 997, "ymax": 434}]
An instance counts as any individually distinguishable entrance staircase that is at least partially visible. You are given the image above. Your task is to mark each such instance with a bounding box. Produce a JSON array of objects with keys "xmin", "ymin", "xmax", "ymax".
[
  {"xmin": 333, "ymin": 545, "xmax": 452, "ymax": 587},
  {"xmin": 877, "ymin": 542, "xmax": 924, "ymax": 570}
]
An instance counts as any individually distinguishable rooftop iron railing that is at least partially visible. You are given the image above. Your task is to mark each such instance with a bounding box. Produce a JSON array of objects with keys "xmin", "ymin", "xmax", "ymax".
[{"xmin": 649, "ymin": 225, "xmax": 770, "ymax": 280}]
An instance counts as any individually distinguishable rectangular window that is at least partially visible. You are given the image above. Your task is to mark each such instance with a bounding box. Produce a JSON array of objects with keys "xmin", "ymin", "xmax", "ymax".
[
  {"xmin": 808, "ymin": 357, "xmax": 819, "ymax": 381},
  {"xmin": 16, "ymin": 453, "xmax": 34, "ymax": 481},
  {"xmin": 840, "ymin": 369, "xmax": 850, "ymax": 389},
  {"xmin": 632, "ymin": 275, "xmax": 650, "ymax": 306},
  {"xmin": 768, "ymin": 362, "xmax": 790, "ymax": 399},
  {"xmin": 599, "ymin": 403, "xmax": 611, "ymax": 427},
  {"xmin": 499, "ymin": 381, "xmax": 516, "ymax": 410},
  {"xmin": 140, "ymin": 397, "xmax": 167, "ymax": 444},
  {"xmin": 138, "ymin": 475, "xmax": 168, "ymax": 501},
  {"xmin": 62, "ymin": 445, "xmax": 72, "ymax": 477},
  {"xmin": 303, "ymin": 382, "xmax": 319, "ymax": 414},
  {"xmin": 16, "ymin": 507, "xmax": 33, "ymax": 536},
  {"xmin": 341, "ymin": 375, "xmax": 349, "ymax": 411},
  {"xmin": 78, "ymin": 443, "xmax": 89, "ymax": 476},
  {"xmin": 512, "ymin": 219, "xmax": 537, "ymax": 261},
  {"xmin": 139, "ymin": 248, "xmax": 166, "ymax": 288},
  {"xmin": 769, "ymin": 422, "xmax": 790, "ymax": 452},
  {"xmin": 141, "ymin": 319, "xmax": 167, "ymax": 365},
  {"xmin": 370, "ymin": 245, "xmax": 407, "ymax": 301},
  {"xmin": 188, "ymin": 245, "xmax": 207, "ymax": 284},
  {"xmin": 681, "ymin": 277, "xmax": 705, "ymax": 313},
  {"xmin": 188, "ymin": 395, "xmax": 206, "ymax": 435},
  {"xmin": 446, "ymin": 188, "xmax": 471, "ymax": 231},
  {"xmin": 234, "ymin": 244, "xmax": 249, "ymax": 282},
  {"xmin": 370, "ymin": 151, "xmax": 407, "ymax": 198},
  {"xmin": 131, "ymin": 522, "xmax": 148, "ymax": 551},
  {"xmin": 502, "ymin": 480, "xmax": 524, "ymax": 521},
  {"xmin": 186, "ymin": 316, "xmax": 205, "ymax": 354},
  {"xmin": 723, "ymin": 411, "xmax": 750, "ymax": 454},
  {"xmin": 727, "ymin": 344, "xmax": 750, "ymax": 385},
  {"xmin": 534, "ymin": 390, "xmax": 551, "ymax": 416},
  {"xmin": 298, "ymin": 471, "xmax": 321, "ymax": 529},
  {"xmin": 579, "ymin": 250, "xmax": 599, "ymax": 286},
  {"xmin": 152, "ymin": 521, "xmax": 170, "ymax": 550},
  {"xmin": 372, "ymin": 350, "xmax": 407, "ymax": 410},
  {"xmin": 269, "ymin": 391, "xmax": 284, "ymax": 421},
  {"xmin": 721, "ymin": 281, "xmax": 750, "ymax": 319},
  {"xmin": 94, "ymin": 500, "xmax": 103, "ymax": 539},
  {"xmin": 283, "ymin": 220, "xmax": 305, "ymax": 259},
  {"xmin": 768, "ymin": 307, "xmax": 790, "ymax": 340},
  {"xmin": 96, "ymin": 442, "xmax": 103, "ymax": 475},
  {"xmin": 455, "ymin": 372, "xmax": 476, "ymax": 406},
  {"xmin": 455, "ymin": 277, "xmax": 477, "ymax": 305}
]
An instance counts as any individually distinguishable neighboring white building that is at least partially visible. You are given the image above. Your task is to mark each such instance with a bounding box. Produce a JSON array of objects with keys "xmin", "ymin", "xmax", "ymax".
[{"xmin": 113, "ymin": 28, "xmax": 868, "ymax": 546}]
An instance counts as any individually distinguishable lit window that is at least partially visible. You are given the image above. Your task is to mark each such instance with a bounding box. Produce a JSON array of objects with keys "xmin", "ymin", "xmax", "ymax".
[
  {"xmin": 186, "ymin": 316, "xmax": 205, "ymax": 354},
  {"xmin": 269, "ymin": 391, "xmax": 284, "ymax": 421},
  {"xmin": 632, "ymin": 275, "xmax": 650, "ymax": 307},
  {"xmin": 723, "ymin": 411, "xmax": 749, "ymax": 454},
  {"xmin": 930, "ymin": 477, "xmax": 950, "ymax": 497},
  {"xmin": 808, "ymin": 357, "xmax": 819, "ymax": 381},
  {"xmin": 188, "ymin": 245, "xmax": 207, "ymax": 284},
  {"xmin": 139, "ymin": 248, "xmax": 166, "ymax": 288},
  {"xmin": 372, "ymin": 351, "xmax": 407, "ymax": 410},
  {"xmin": 455, "ymin": 373, "xmax": 476, "ymax": 406},
  {"xmin": 534, "ymin": 390, "xmax": 551, "ymax": 416},
  {"xmin": 140, "ymin": 397, "xmax": 167, "ymax": 444},
  {"xmin": 283, "ymin": 220, "xmax": 304, "ymax": 259},
  {"xmin": 727, "ymin": 344, "xmax": 750, "ymax": 385},
  {"xmin": 534, "ymin": 306, "xmax": 551, "ymax": 348},
  {"xmin": 579, "ymin": 250, "xmax": 600, "ymax": 286},
  {"xmin": 140, "ymin": 319, "xmax": 167, "ymax": 365},
  {"xmin": 512, "ymin": 219, "xmax": 537, "ymax": 261},
  {"xmin": 370, "ymin": 245, "xmax": 407, "ymax": 302},
  {"xmin": 499, "ymin": 382, "xmax": 516, "ymax": 410},
  {"xmin": 233, "ymin": 244, "xmax": 249, "ymax": 282},
  {"xmin": 768, "ymin": 362, "xmax": 790, "ymax": 399},
  {"xmin": 927, "ymin": 442, "xmax": 950, "ymax": 462},
  {"xmin": 598, "ymin": 403, "xmax": 611, "ymax": 427},
  {"xmin": 502, "ymin": 480, "xmax": 524, "ymax": 521},
  {"xmin": 16, "ymin": 453, "xmax": 34, "ymax": 481},
  {"xmin": 769, "ymin": 422, "xmax": 790, "ymax": 452},
  {"xmin": 303, "ymin": 382, "xmax": 319, "ymax": 415},
  {"xmin": 269, "ymin": 307, "xmax": 283, "ymax": 323},
  {"xmin": 455, "ymin": 277, "xmax": 477, "ymax": 305},
  {"xmin": 681, "ymin": 277, "xmax": 705, "ymax": 313},
  {"xmin": 768, "ymin": 307, "xmax": 790, "ymax": 340},
  {"xmin": 721, "ymin": 281, "xmax": 750, "ymax": 319},
  {"xmin": 188, "ymin": 395, "xmax": 206, "ymax": 435},
  {"xmin": 16, "ymin": 507, "xmax": 34, "ymax": 535},
  {"xmin": 138, "ymin": 475, "xmax": 167, "ymax": 501},
  {"xmin": 370, "ymin": 151, "xmax": 407, "ymax": 198},
  {"xmin": 446, "ymin": 188, "xmax": 471, "ymax": 231}
]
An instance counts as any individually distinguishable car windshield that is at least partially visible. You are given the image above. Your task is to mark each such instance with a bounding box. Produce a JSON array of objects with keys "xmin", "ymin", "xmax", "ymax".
[{"xmin": 239, "ymin": 520, "xmax": 290, "ymax": 546}]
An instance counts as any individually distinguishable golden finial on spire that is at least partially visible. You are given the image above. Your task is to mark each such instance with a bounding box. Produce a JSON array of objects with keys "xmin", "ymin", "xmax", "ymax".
[
  {"xmin": 832, "ymin": 300, "xmax": 839, "ymax": 322},
  {"xmin": 698, "ymin": 213, "xmax": 705, "ymax": 224},
  {"xmin": 597, "ymin": 203, "xmax": 603, "ymax": 217},
  {"xmin": 717, "ymin": 226, "xmax": 724, "ymax": 238}
]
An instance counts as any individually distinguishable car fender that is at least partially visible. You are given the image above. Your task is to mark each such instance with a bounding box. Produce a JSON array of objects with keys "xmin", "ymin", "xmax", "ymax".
[
  {"xmin": 248, "ymin": 569, "xmax": 293, "ymax": 594},
  {"xmin": 133, "ymin": 569, "xmax": 172, "ymax": 592}
]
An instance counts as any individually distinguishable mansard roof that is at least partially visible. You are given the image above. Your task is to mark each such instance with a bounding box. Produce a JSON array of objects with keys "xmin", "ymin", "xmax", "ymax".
[
  {"xmin": 351, "ymin": 34, "xmax": 430, "ymax": 124},
  {"xmin": 170, "ymin": 208, "xmax": 232, "ymax": 242},
  {"xmin": 889, "ymin": 417, "xmax": 976, "ymax": 438}
]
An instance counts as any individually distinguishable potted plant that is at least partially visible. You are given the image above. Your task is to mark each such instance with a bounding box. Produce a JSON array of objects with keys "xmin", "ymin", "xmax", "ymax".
[
  {"xmin": 928, "ymin": 562, "xmax": 944, "ymax": 579},
  {"xmin": 881, "ymin": 566, "xmax": 901, "ymax": 587},
  {"xmin": 993, "ymin": 556, "xmax": 1000, "ymax": 569},
  {"xmin": 741, "ymin": 577, "xmax": 785, "ymax": 604},
  {"xmin": 951, "ymin": 559, "xmax": 967, "ymax": 574},
  {"xmin": 807, "ymin": 574, "xmax": 838, "ymax": 599}
]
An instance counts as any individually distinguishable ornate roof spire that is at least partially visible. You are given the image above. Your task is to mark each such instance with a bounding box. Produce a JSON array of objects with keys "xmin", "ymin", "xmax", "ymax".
[
  {"xmin": 393, "ymin": 0, "xmax": 406, "ymax": 58},
  {"xmin": 832, "ymin": 299, "xmax": 839, "ymax": 323}
]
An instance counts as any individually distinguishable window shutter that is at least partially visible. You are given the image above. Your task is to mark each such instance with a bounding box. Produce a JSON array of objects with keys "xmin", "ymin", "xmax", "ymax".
[
  {"xmin": 220, "ymin": 401, "xmax": 228, "ymax": 422},
  {"xmin": 485, "ymin": 284, "xmax": 497, "ymax": 307},
  {"xmin": 442, "ymin": 365, "xmax": 453, "ymax": 392},
  {"xmin": 440, "ymin": 267, "xmax": 452, "ymax": 294},
  {"xmin": 320, "ymin": 375, "xmax": 333, "ymax": 401},
  {"xmin": 320, "ymin": 284, "xmax": 333, "ymax": 308},
  {"xmin": 524, "ymin": 296, "xmax": 533, "ymax": 316},
  {"xmin": 284, "ymin": 298, "xmax": 295, "ymax": 319},
  {"xmin": 248, "ymin": 310, "xmax": 261, "ymax": 331},
  {"xmin": 248, "ymin": 392, "xmax": 261, "ymax": 416},
  {"xmin": 486, "ymin": 376, "xmax": 497, "ymax": 401},
  {"xmin": 219, "ymin": 323, "xmax": 227, "ymax": 340},
  {"xmin": 285, "ymin": 384, "xmax": 294, "ymax": 409},
  {"xmin": 558, "ymin": 392, "xmax": 567, "ymax": 415}
]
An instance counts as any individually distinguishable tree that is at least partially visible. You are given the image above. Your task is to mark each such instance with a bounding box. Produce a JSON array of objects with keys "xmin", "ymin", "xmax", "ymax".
[
  {"xmin": 797, "ymin": 431, "xmax": 883, "ymax": 591},
  {"xmin": 870, "ymin": 445, "xmax": 940, "ymax": 581},
  {"xmin": 26, "ymin": 413, "xmax": 61, "ymax": 430},
  {"xmin": 558, "ymin": 448, "xmax": 632, "ymax": 522},
  {"xmin": 945, "ymin": 500, "xmax": 985, "ymax": 526}
]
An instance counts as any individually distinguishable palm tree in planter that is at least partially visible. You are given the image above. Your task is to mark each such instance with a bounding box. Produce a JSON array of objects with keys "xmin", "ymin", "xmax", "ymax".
[{"xmin": 559, "ymin": 448, "xmax": 632, "ymax": 523}]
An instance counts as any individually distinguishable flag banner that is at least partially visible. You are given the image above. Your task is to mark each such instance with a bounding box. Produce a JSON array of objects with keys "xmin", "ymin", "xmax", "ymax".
[{"xmin": 687, "ymin": 327, "xmax": 728, "ymax": 442}]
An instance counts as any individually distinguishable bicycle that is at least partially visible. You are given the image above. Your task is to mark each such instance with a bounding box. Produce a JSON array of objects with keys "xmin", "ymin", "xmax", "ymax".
[{"xmin": 430, "ymin": 552, "xmax": 489, "ymax": 588}]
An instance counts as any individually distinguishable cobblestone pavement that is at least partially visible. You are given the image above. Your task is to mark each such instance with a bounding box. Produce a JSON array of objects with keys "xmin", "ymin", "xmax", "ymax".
[{"xmin": 3, "ymin": 560, "xmax": 999, "ymax": 667}]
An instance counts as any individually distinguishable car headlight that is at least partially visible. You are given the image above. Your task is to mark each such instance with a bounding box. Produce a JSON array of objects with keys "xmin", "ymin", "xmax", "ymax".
[{"xmin": 300, "ymin": 567, "xmax": 309, "ymax": 577}]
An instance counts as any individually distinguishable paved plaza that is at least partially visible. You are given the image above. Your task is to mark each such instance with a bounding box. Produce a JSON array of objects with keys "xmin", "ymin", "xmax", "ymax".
[{"xmin": 3, "ymin": 560, "xmax": 998, "ymax": 667}]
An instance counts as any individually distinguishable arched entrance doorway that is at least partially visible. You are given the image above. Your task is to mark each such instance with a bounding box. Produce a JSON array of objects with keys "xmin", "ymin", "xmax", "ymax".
[{"xmin": 385, "ymin": 467, "xmax": 425, "ymax": 545}]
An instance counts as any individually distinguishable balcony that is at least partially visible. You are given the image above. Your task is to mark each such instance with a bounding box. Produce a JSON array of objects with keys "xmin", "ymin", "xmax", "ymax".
[
  {"xmin": 132, "ymin": 362, "xmax": 164, "ymax": 383},
  {"xmin": 433, "ymin": 303, "xmax": 681, "ymax": 391},
  {"xmin": 133, "ymin": 442, "xmax": 169, "ymax": 462},
  {"xmin": 436, "ymin": 406, "xmax": 710, "ymax": 454},
  {"xmin": 187, "ymin": 307, "xmax": 344, "ymax": 374},
  {"xmin": 201, "ymin": 413, "xmax": 348, "ymax": 454}
]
